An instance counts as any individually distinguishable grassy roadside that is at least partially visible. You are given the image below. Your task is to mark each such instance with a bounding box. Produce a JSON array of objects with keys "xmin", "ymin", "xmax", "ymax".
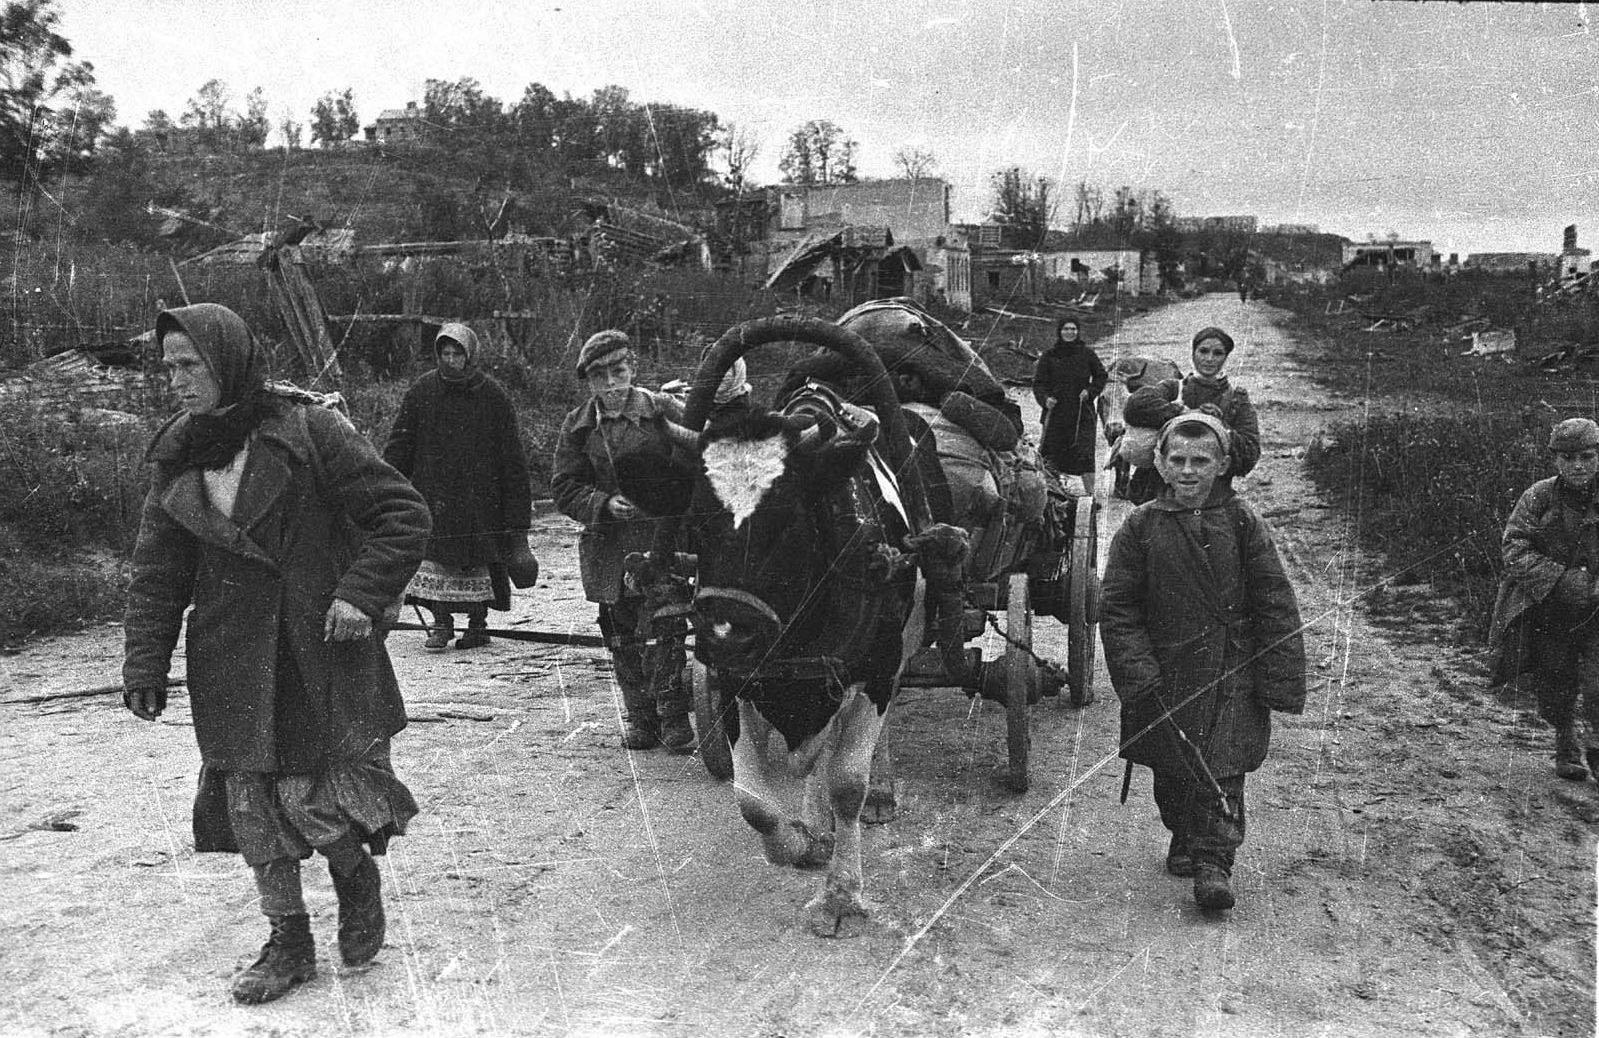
[{"xmin": 1273, "ymin": 271, "xmax": 1599, "ymax": 642}]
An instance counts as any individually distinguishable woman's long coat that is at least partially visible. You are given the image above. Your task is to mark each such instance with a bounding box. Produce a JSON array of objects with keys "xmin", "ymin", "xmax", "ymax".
[
  {"xmin": 551, "ymin": 388, "xmax": 689, "ymax": 604},
  {"xmin": 1033, "ymin": 342, "xmax": 1108, "ymax": 473},
  {"xmin": 1100, "ymin": 487, "xmax": 1307, "ymax": 777},
  {"xmin": 123, "ymin": 404, "xmax": 430, "ymax": 773},
  {"xmin": 1488, "ymin": 476, "xmax": 1599, "ymax": 686},
  {"xmin": 383, "ymin": 368, "xmax": 532, "ymax": 572}
]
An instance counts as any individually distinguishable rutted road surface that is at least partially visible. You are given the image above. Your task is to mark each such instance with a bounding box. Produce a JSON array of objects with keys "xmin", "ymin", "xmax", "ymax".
[{"xmin": 1, "ymin": 294, "xmax": 1590, "ymax": 1036}]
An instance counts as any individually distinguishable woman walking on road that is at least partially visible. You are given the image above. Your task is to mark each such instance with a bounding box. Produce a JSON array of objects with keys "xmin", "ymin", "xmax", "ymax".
[
  {"xmin": 122, "ymin": 303, "xmax": 431, "ymax": 1004},
  {"xmin": 384, "ymin": 323, "xmax": 536, "ymax": 650},
  {"xmin": 553, "ymin": 330, "xmax": 696, "ymax": 753},
  {"xmin": 1033, "ymin": 316, "xmax": 1108, "ymax": 496},
  {"xmin": 1124, "ymin": 326, "xmax": 1262, "ymax": 504}
]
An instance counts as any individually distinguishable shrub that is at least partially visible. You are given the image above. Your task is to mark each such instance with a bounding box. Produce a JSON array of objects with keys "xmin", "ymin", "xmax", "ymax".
[{"xmin": 1305, "ymin": 411, "xmax": 1550, "ymax": 640}]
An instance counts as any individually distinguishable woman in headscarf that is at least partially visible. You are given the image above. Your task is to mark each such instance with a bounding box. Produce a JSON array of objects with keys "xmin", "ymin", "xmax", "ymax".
[
  {"xmin": 122, "ymin": 303, "xmax": 431, "ymax": 1004},
  {"xmin": 1033, "ymin": 316, "xmax": 1109, "ymax": 495},
  {"xmin": 384, "ymin": 323, "xmax": 536, "ymax": 650},
  {"xmin": 552, "ymin": 330, "xmax": 696, "ymax": 752},
  {"xmin": 1122, "ymin": 326, "xmax": 1262, "ymax": 504}
]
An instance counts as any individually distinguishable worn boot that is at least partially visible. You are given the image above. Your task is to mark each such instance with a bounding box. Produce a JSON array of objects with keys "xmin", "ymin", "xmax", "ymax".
[
  {"xmin": 659, "ymin": 712, "xmax": 695, "ymax": 754},
  {"xmin": 330, "ymin": 852, "xmax": 385, "ymax": 968},
  {"xmin": 231, "ymin": 913, "xmax": 317, "ymax": 1004},
  {"xmin": 1555, "ymin": 725, "xmax": 1588, "ymax": 780},
  {"xmin": 1165, "ymin": 833, "xmax": 1196, "ymax": 877},
  {"xmin": 1193, "ymin": 864, "xmax": 1235, "ymax": 912},
  {"xmin": 455, "ymin": 619, "xmax": 490, "ymax": 650},
  {"xmin": 621, "ymin": 713, "xmax": 660, "ymax": 750},
  {"xmin": 424, "ymin": 611, "xmax": 454, "ymax": 651}
]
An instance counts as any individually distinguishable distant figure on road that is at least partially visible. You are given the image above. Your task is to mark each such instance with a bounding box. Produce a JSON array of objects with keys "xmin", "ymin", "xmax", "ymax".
[
  {"xmin": 553, "ymin": 330, "xmax": 696, "ymax": 753},
  {"xmin": 1124, "ymin": 326, "xmax": 1262, "ymax": 504},
  {"xmin": 1100, "ymin": 412, "xmax": 1307, "ymax": 913},
  {"xmin": 1489, "ymin": 417, "xmax": 1599, "ymax": 783},
  {"xmin": 1033, "ymin": 316, "xmax": 1108, "ymax": 496},
  {"xmin": 384, "ymin": 323, "xmax": 537, "ymax": 651},
  {"xmin": 122, "ymin": 303, "xmax": 431, "ymax": 1003}
]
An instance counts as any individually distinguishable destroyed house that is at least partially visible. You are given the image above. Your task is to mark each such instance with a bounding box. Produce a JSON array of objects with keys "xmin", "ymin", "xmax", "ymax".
[
  {"xmin": 727, "ymin": 178, "xmax": 970, "ymax": 310},
  {"xmin": 1342, "ymin": 239, "xmax": 1435, "ymax": 270}
]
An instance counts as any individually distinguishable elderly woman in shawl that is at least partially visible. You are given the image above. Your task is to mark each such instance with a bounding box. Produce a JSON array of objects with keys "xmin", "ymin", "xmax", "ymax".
[
  {"xmin": 122, "ymin": 303, "xmax": 431, "ymax": 1004},
  {"xmin": 384, "ymin": 323, "xmax": 536, "ymax": 650}
]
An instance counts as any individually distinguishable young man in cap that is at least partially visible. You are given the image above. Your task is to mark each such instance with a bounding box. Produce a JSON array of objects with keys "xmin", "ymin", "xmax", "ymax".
[
  {"xmin": 552, "ymin": 330, "xmax": 696, "ymax": 752},
  {"xmin": 1490, "ymin": 416, "xmax": 1599, "ymax": 781},
  {"xmin": 1100, "ymin": 412, "xmax": 1307, "ymax": 912}
]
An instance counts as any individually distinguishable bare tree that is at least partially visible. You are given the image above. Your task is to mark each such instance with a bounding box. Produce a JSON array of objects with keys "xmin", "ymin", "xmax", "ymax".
[
  {"xmin": 1072, "ymin": 179, "xmax": 1104, "ymax": 228},
  {"xmin": 893, "ymin": 144, "xmax": 938, "ymax": 181},
  {"xmin": 720, "ymin": 122, "xmax": 761, "ymax": 194},
  {"xmin": 990, "ymin": 166, "xmax": 1054, "ymax": 249}
]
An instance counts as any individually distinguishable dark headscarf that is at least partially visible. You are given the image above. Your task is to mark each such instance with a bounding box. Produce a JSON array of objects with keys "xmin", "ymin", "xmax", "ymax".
[
  {"xmin": 155, "ymin": 303, "xmax": 275, "ymax": 471},
  {"xmin": 1056, "ymin": 317, "xmax": 1084, "ymax": 346},
  {"xmin": 435, "ymin": 322, "xmax": 487, "ymax": 389},
  {"xmin": 1191, "ymin": 326, "xmax": 1236, "ymax": 353}
]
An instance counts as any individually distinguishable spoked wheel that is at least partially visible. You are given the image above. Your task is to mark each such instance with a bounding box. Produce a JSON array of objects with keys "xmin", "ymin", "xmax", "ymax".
[
  {"xmin": 689, "ymin": 661, "xmax": 734, "ymax": 781},
  {"xmin": 1003, "ymin": 571, "xmax": 1032, "ymax": 793},
  {"xmin": 1067, "ymin": 497, "xmax": 1099, "ymax": 707}
]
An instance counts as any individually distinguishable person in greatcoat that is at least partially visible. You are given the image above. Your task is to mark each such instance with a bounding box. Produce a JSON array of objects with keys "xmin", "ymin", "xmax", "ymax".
[
  {"xmin": 552, "ymin": 330, "xmax": 696, "ymax": 752},
  {"xmin": 1100, "ymin": 412, "xmax": 1307, "ymax": 912},
  {"xmin": 1033, "ymin": 316, "xmax": 1108, "ymax": 495},
  {"xmin": 122, "ymin": 303, "xmax": 431, "ymax": 1003},
  {"xmin": 1489, "ymin": 417, "xmax": 1599, "ymax": 782},
  {"xmin": 384, "ymin": 323, "xmax": 536, "ymax": 650}
]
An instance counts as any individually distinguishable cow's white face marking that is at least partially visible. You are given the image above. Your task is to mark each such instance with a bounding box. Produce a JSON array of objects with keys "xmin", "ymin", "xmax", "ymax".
[{"xmin": 702, "ymin": 435, "xmax": 789, "ymax": 528}]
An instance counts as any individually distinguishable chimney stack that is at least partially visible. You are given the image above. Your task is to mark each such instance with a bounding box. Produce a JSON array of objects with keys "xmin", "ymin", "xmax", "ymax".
[{"xmin": 1564, "ymin": 224, "xmax": 1578, "ymax": 252}]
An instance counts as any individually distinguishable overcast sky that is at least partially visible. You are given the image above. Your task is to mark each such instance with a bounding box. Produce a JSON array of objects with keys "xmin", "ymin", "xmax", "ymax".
[{"xmin": 56, "ymin": 0, "xmax": 1599, "ymax": 255}]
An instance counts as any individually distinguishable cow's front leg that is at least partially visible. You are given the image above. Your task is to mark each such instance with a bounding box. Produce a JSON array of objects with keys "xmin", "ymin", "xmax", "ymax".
[
  {"xmin": 733, "ymin": 702, "xmax": 834, "ymax": 869},
  {"xmin": 805, "ymin": 688, "xmax": 883, "ymax": 938}
]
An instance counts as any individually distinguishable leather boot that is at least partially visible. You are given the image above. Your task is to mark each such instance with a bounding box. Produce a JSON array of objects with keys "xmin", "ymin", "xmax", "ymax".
[
  {"xmin": 455, "ymin": 607, "xmax": 490, "ymax": 649},
  {"xmin": 1193, "ymin": 864, "xmax": 1235, "ymax": 911},
  {"xmin": 621, "ymin": 714, "xmax": 660, "ymax": 750},
  {"xmin": 659, "ymin": 712, "xmax": 695, "ymax": 754},
  {"xmin": 1165, "ymin": 833, "xmax": 1196, "ymax": 877},
  {"xmin": 424, "ymin": 611, "xmax": 453, "ymax": 651},
  {"xmin": 231, "ymin": 913, "xmax": 316, "ymax": 1004},
  {"xmin": 331, "ymin": 852, "xmax": 385, "ymax": 967},
  {"xmin": 1555, "ymin": 725, "xmax": 1588, "ymax": 780}
]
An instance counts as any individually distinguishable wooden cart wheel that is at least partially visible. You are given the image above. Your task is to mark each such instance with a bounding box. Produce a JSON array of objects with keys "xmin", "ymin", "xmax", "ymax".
[
  {"xmin": 689, "ymin": 661, "xmax": 734, "ymax": 781},
  {"xmin": 1003, "ymin": 571, "xmax": 1031, "ymax": 793},
  {"xmin": 1067, "ymin": 498, "xmax": 1099, "ymax": 707}
]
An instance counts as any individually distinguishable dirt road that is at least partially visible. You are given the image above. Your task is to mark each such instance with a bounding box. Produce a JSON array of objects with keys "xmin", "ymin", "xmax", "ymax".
[{"xmin": 2, "ymin": 295, "xmax": 1590, "ymax": 1037}]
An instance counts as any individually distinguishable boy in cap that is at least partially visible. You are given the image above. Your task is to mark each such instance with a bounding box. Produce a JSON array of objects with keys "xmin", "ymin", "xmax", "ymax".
[
  {"xmin": 1100, "ymin": 412, "xmax": 1307, "ymax": 912},
  {"xmin": 1490, "ymin": 416, "xmax": 1599, "ymax": 780},
  {"xmin": 553, "ymin": 330, "xmax": 696, "ymax": 752}
]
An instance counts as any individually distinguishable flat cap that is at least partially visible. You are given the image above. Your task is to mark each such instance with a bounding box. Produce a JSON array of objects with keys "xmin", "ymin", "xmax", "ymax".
[
  {"xmin": 1549, "ymin": 417, "xmax": 1599, "ymax": 452},
  {"xmin": 576, "ymin": 329, "xmax": 633, "ymax": 376}
]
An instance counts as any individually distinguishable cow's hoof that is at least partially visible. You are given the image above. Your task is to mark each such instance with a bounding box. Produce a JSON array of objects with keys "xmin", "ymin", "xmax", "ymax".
[
  {"xmin": 861, "ymin": 783, "xmax": 897, "ymax": 825},
  {"xmin": 805, "ymin": 894, "xmax": 869, "ymax": 938},
  {"xmin": 790, "ymin": 821, "xmax": 836, "ymax": 870}
]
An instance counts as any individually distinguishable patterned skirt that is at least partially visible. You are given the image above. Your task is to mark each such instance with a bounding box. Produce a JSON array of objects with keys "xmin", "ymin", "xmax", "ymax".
[{"xmin": 404, "ymin": 558, "xmax": 493, "ymax": 605}]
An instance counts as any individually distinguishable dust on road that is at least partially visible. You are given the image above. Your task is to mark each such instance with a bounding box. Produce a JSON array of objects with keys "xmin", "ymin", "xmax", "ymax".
[{"xmin": 1, "ymin": 295, "xmax": 1590, "ymax": 1037}]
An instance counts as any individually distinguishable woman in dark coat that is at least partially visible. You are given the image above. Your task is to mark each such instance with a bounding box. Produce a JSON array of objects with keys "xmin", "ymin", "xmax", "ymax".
[
  {"xmin": 384, "ymin": 323, "xmax": 535, "ymax": 650},
  {"xmin": 1100, "ymin": 412, "xmax": 1306, "ymax": 911},
  {"xmin": 1033, "ymin": 316, "xmax": 1108, "ymax": 494},
  {"xmin": 123, "ymin": 303, "xmax": 431, "ymax": 1003}
]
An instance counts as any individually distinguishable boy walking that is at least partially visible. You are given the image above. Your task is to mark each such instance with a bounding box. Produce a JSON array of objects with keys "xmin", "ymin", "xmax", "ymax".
[
  {"xmin": 1489, "ymin": 417, "xmax": 1599, "ymax": 781},
  {"xmin": 1100, "ymin": 413, "xmax": 1307, "ymax": 911}
]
